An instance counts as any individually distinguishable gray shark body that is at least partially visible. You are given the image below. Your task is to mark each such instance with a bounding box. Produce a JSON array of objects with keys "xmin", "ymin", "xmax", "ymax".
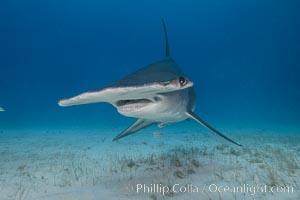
[{"xmin": 58, "ymin": 20, "xmax": 241, "ymax": 146}]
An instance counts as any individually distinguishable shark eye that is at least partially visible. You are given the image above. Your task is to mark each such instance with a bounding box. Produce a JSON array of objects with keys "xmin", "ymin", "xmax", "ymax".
[{"xmin": 178, "ymin": 77, "xmax": 187, "ymax": 86}]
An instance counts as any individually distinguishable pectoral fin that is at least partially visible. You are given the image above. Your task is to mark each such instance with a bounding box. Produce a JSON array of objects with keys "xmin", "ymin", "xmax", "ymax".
[
  {"xmin": 186, "ymin": 111, "xmax": 242, "ymax": 147},
  {"xmin": 112, "ymin": 119, "xmax": 154, "ymax": 141}
]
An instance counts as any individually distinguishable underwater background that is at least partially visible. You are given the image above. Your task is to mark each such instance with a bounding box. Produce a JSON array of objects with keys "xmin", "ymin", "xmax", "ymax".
[
  {"xmin": 0, "ymin": 1, "xmax": 300, "ymax": 200},
  {"xmin": 1, "ymin": 0, "xmax": 299, "ymax": 131}
]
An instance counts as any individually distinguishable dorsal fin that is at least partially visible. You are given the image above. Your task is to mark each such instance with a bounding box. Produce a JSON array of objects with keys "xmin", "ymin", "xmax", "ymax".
[{"xmin": 162, "ymin": 18, "xmax": 170, "ymax": 57}]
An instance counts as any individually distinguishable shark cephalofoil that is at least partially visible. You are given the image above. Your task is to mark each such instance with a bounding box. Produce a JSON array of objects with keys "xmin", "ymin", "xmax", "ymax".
[{"xmin": 58, "ymin": 20, "xmax": 241, "ymax": 146}]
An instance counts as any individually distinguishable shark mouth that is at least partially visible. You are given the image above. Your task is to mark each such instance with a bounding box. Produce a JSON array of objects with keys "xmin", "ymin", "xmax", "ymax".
[{"xmin": 115, "ymin": 99, "xmax": 152, "ymax": 112}]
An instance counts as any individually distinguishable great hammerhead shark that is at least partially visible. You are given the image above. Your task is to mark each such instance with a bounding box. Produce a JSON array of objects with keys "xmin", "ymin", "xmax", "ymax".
[{"xmin": 58, "ymin": 20, "xmax": 241, "ymax": 146}]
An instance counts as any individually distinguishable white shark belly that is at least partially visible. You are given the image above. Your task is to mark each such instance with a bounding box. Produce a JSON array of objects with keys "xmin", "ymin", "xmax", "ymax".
[{"xmin": 117, "ymin": 90, "xmax": 191, "ymax": 123}]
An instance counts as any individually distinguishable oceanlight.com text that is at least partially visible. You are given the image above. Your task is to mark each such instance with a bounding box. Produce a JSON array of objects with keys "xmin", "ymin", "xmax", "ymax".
[{"xmin": 206, "ymin": 183, "xmax": 293, "ymax": 196}]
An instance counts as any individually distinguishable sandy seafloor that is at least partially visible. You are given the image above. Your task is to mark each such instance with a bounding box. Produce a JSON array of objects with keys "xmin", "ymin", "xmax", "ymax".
[{"xmin": 0, "ymin": 126, "xmax": 299, "ymax": 200}]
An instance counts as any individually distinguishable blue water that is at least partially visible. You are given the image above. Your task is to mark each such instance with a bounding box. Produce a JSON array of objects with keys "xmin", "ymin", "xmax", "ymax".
[{"xmin": 0, "ymin": 0, "xmax": 299, "ymax": 133}]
